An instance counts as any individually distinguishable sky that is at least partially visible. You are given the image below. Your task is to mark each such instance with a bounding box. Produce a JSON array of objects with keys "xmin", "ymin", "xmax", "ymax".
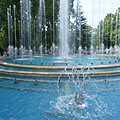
[{"xmin": 74, "ymin": 0, "xmax": 120, "ymax": 28}]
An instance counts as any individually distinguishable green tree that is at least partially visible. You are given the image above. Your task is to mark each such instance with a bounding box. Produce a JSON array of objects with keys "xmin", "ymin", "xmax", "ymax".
[{"xmin": 94, "ymin": 7, "xmax": 120, "ymax": 50}]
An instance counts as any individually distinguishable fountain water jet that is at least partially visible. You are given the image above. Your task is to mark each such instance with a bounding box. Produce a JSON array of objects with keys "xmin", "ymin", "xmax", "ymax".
[
  {"xmin": 13, "ymin": 5, "xmax": 17, "ymax": 59},
  {"xmin": 59, "ymin": 0, "xmax": 69, "ymax": 57},
  {"xmin": 115, "ymin": 11, "xmax": 118, "ymax": 54},
  {"xmin": 106, "ymin": 21, "xmax": 109, "ymax": 54},
  {"xmin": 119, "ymin": 12, "xmax": 120, "ymax": 55},
  {"xmin": 76, "ymin": 0, "xmax": 82, "ymax": 55},
  {"xmin": 101, "ymin": 21, "xmax": 104, "ymax": 54},
  {"xmin": 110, "ymin": 14, "xmax": 113, "ymax": 54},
  {"xmin": 7, "ymin": 6, "xmax": 14, "ymax": 59},
  {"xmin": 37, "ymin": 0, "xmax": 46, "ymax": 55}
]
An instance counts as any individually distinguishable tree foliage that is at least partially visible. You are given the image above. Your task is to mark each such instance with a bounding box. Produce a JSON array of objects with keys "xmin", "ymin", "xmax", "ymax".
[{"xmin": 94, "ymin": 7, "xmax": 120, "ymax": 49}]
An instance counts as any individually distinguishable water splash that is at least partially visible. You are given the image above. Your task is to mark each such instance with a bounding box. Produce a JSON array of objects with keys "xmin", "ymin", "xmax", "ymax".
[
  {"xmin": 50, "ymin": 93, "xmax": 111, "ymax": 120},
  {"xmin": 49, "ymin": 65, "xmax": 112, "ymax": 120}
]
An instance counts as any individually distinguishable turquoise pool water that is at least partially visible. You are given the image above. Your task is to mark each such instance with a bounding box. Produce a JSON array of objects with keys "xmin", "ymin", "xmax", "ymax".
[
  {"xmin": 0, "ymin": 76, "xmax": 120, "ymax": 120},
  {"xmin": 3, "ymin": 55, "xmax": 120, "ymax": 66}
]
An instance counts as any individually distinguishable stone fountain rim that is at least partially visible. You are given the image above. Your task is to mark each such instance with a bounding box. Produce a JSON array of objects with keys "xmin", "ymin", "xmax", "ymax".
[
  {"xmin": 0, "ymin": 59, "xmax": 120, "ymax": 77},
  {"xmin": 0, "ymin": 68, "xmax": 120, "ymax": 77}
]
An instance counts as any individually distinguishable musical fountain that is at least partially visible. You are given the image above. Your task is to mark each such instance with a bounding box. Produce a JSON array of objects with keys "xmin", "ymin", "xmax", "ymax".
[{"xmin": 0, "ymin": 0, "xmax": 120, "ymax": 120}]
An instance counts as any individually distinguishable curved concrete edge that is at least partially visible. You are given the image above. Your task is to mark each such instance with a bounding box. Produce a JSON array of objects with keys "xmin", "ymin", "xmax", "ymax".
[
  {"xmin": 0, "ymin": 69, "xmax": 120, "ymax": 77},
  {"xmin": 0, "ymin": 60, "xmax": 120, "ymax": 70},
  {"xmin": 0, "ymin": 60, "xmax": 66, "ymax": 70}
]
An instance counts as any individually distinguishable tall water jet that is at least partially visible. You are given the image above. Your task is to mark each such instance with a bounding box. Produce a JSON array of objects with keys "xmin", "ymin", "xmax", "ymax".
[
  {"xmin": 98, "ymin": 25, "xmax": 101, "ymax": 54},
  {"xmin": 43, "ymin": 1, "xmax": 47, "ymax": 54},
  {"xmin": 7, "ymin": 6, "xmax": 13, "ymax": 59},
  {"xmin": 76, "ymin": 0, "xmax": 82, "ymax": 55},
  {"xmin": 119, "ymin": 12, "xmax": 120, "ymax": 55},
  {"xmin": 110, "ymin": 14, "xmax": 113, "ymax": 54},
  {"xmin": 52, "ymin": 43, "xmax": 56, "ymax": 55},
  {"xmin": 7, "ymin": 7, "xmax": 11, "ymax": 59},
  {"xmin": 106, "ymin": 21, "xmax": 109, "ymax": 54},
  {"xmin": 38, "ymin": 0, "xmax": 42, "ymax": 55},
  {"xmin": 90, "ymin": 0, "xmax": 94, "ymax": 54},
  {"xmin": 59, "ymin": 0, "xmax": 69, "ymax": 57},
  {"xmin": 91, "ymin": 26, "xmax": 94, "ymax": 54},
  {"xmin": 101, "ymin": 20, "xmax": 104, "ymax": 54},
  {"xmin": 101, "ymin": 2, "xmax": 105, "ymax": 54},
  {"xmin": 98, "ymin": 0, "xmax": 101, "ymax": 54},
  {"xmin": 27, "ymin": 1, "xmax": 32, "ymax": 59},
  {"xmin": 52, "ymin": 0, "xmax": 55, "ymax": 54},
  {"xmin": 33, "ymin": 20, "xmax": 36, "ymax": 54},
  {"xmin": 38, "ymin": 0, "xmax": 46, "ymax": 55},
  {"xmin": 73, "ymin": 23, "xmax": 76, "ymax": 54},
  {"xmin": 96, "ymin": 27, "xmax": 99, "ymax": 54},
  {"xmin": 114, "ymin": 11, "xmax": 118, "ymax": 54},
  {"xmin": 13, "ymin": 5, "xmax": 17, "ymax": 59},
  {"xmin": 20, "ymin": 0, "xmax": 24, "ymax": 58},
  {"xmin": 39, "ymin": 44, "xmax": 43, "ymax": 55}
]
